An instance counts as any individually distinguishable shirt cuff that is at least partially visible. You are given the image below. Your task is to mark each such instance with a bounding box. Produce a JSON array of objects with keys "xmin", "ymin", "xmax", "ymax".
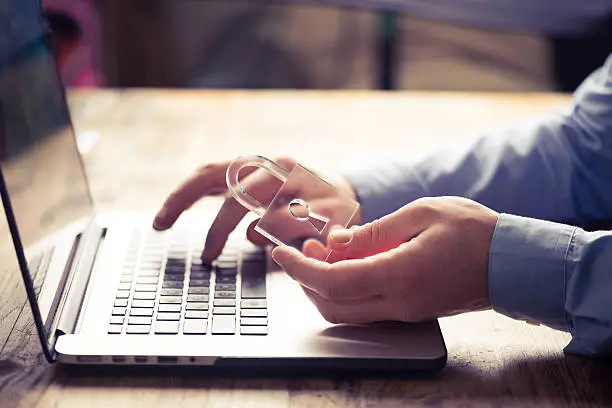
[{"xmin": 488, "ymin": 213, "xmax": 577, "ymax": 331}]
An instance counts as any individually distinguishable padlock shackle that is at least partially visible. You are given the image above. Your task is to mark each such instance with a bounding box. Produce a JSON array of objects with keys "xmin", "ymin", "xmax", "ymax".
[{"xmin": 226, "ymin": 155, "xmax": 290, "ymax": 217}]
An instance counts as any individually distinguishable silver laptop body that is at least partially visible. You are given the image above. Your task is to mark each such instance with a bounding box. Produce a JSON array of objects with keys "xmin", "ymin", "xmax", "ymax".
[{"xmin": 0, "ymin": 0, "xmax": 446, "ymax": 371}]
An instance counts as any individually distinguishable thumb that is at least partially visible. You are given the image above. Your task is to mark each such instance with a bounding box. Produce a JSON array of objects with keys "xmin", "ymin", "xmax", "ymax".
[
  {"xmin": 327, "ymin": 207, "xmax": 427, "ymax": 257},
  {"xmin": 271, "ymin": 245, "xmax": 306, "ymax": 272}
]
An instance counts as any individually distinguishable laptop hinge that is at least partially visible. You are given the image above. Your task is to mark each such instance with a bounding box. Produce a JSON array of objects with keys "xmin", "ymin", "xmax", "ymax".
[{"xmin": 48, "ymin": 222, "xmax": 105, "ymax": 355}]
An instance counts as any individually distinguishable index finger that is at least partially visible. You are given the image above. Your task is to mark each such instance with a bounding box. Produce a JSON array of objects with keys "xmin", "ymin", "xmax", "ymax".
[{"xmin": 153, "ymin": 161, "xmax": 257, "ymax": 230}]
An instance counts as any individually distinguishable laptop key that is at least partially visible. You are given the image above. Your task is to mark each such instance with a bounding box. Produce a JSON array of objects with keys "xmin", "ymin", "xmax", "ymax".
[
  {"xmin": 116, "ymin": 290, "xmax": 130, "ymax": 299},
  {"xmin": 241, "ymin": 309, "xmax": 268, "ymax": 318},
  {"xmin": 132, "ymin": 299, "xmax": 155, "ymax": 308},
  {"xmin": 214, "ymin": 291, "xmax": 235, "ymax": 299},
  {"xmin": 183, "ymin": 319, "xmax": 207, "ymax": 334},
  {"xmin": 112, "ymin": 307, "xmax": 126, "ymax": 316},
  {"xmin": 241, "ymin": 299, "xmax": 267, "ymax": 309},
  {"xmin": 118, "ymin": 282, "xmax": 131, "ymax": 291},
  {"xmin": 156, "ymin": 312, "xmax": 180, "ymax": 321},
  {"xmin": 189, "ymin": 280, "xmax": 209, "ymax": 287},
  {"xmin": 217, "ymin": 268, "xmax": 237, "ymax": 277},
  {"xmin": 161, "ymin": 288, "xmax": 183, "ymax": 296},
  {"xmin": 129, "ymin": 316, "xmax": 152, "ymax": 325},
  {"xmin": 141, "ymin": 254, "xmax": 163, "ymax": 262},
  {"xmin": 211, "ymin": 316, "xmax": 235, "ymax": 335},
  {"xmin": 127, "ymin": 325, "xmax": 151, "ymax": 334},
  {"xmin": 108, "ymin": 324, "xmax": 123, "ymax": 334},
  {"xmin": 216, "ymin": 260, "xmax": 237, "ymax": 268},
  {"xmin": 119, "ymin": 275, "xmax": 133, "ymax": 283},
  {"xmin": 136, "ymin": 277, "xmax": 158, "ymax": 285},
  {"xmin": 114, "ymin": 299, "xmax": 128, "ymax": 307},
  {"xmin": 135, "ymin": 284, "xmax": 158, "ymax": 292},
  {"xmin": 213, "ymin": 307, "xmax": 235, "ymax": 315},
  {"xmin": 138, "ymin": 270, "xmax": 160, "ymax": 277},
  {"xmin": 216, "ymin": 276, "xmax": 236, "ymax": 284},
  {"xmin": 158, "ymin": 304, "xmax": 181, "ymax": 313},
  {"xmin": 130, "ymin": 308, "xmax": 154, "ymax": 317},
  {"xmin": 166, "ymin": 260, "xmax": 185, "ymax": 268},
  {"xmin": 164, "ymin": 275, "xmax": 184, "ymax": 282},
  {"xmin": 185, "ymin": 311, "xmax": 208, "ymax": 319},
  {"xmin": 188, "ymin": 287, "xmax": 209, "ymax": 295},
  {"xmin": 134, "ymin": 292, "xmax": 156, "ymax": 300},
  {"xmin": 240, "ymin": 317, "xmax": 268, "ymax": 326},
  {"xmin": 163, "ymin": 281, "xmax": 184, "ymax": 289},
  {"xmin": 110, "ymin": 316, "xmax": 124, "ymax": 325},
  {"xmin": 186, "ymin": 294, "xmax": 209, "ymax": 303},
  {"xmin": 165, "ymin": 267, "xmax": 185, "ymax": 275},
  {"xmin": 214, "ymin": 299, "xmax": 235, "ymax": 307},
  {"xmin": 140, "ymin": 262, "xmax": 162, "ymax": 270},
  {"xmin": 240, "ymin": 326, "xmax": 268, "ymax": 336},
  {"xmin": 215, "ymin": 283, "xmax": 235, "ymax": 291},
  {"xmin": 155, "ymin": 321, "xmax": 179, "ymax": 334},
  {"xmin": 186, "ymin": 303, "xmax": 209, "ymax": 311},
  {"xmin": 189, "ymin": 272, "xmax": 210, "ymax": 280},
  {"xmin": 159, "ymin": 296, "xmax": 182, "ymax": 304}
]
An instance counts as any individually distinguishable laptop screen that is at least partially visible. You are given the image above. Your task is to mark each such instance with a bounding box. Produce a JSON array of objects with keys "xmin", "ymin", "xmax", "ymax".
[{"xmin": 0, "ymin": 1, "xmax": 94, "ymax": 272}]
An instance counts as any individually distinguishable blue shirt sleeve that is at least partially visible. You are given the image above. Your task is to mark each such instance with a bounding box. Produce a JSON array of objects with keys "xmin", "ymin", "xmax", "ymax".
[
  {"xmin": 343, "ymin": 52, "xmax": 612, "ymax": 229},
  {"xmin": 341, "ymin": 52, "xmax": 612, "ymax": 357},
  {"xmin": 490, "ymin": 214, "xmax": 612, "ymax": 357}
]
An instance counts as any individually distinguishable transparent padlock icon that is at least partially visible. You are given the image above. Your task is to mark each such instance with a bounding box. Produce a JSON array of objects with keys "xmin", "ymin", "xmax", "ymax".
[{"xmin": 226, "ymin": 155, "xmax": 360, "ymax": 261}]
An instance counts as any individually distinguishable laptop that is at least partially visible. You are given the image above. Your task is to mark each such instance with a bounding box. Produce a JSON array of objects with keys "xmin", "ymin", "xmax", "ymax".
[{"xmin": 0, "ymin": 0, "xmax": 447, "ymax": 371}]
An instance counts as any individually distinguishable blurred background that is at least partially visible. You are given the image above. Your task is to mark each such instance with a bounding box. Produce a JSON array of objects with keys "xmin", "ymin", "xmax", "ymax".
[{"xmin": 42, "ymin": 0, "xmax": 612, "ymax": 93}]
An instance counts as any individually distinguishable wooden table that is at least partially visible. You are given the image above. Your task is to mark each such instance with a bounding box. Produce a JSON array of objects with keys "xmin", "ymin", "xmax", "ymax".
[{"xmin": 2, "ymin": 89, "xmax": 611, "ymax": 407}]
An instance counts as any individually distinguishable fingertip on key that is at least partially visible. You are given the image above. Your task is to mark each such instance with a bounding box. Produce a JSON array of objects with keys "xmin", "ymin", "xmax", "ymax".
[
  {"xmin": 200, "ymin": 246, "xmax": 218, "ymax": 264},
  {"xmin": 152, "ymin": 209, "xmax": 170, "ymax": 230}
]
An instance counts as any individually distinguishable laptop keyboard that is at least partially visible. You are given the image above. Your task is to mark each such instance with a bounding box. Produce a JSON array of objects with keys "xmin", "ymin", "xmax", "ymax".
[{"xmin": 108, "ymin": 229, "xmax": 268, "ymax": 336}]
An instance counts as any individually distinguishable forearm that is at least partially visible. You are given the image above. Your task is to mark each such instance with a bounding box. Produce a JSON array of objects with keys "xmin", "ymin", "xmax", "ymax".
[
  {"xmin": 345, "ymin": 113, "xmax": 596, "ymax": 226},
  {"xmin": 344, "ymin": 54, "xmax": 612, "ymax": 228},
  {"xmin": 489, "ymin": 214, "xmax": 612, "ymax": 357}
]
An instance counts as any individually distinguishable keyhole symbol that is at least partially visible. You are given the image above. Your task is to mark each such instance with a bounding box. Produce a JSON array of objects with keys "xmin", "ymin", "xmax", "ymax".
[{"xmin": 288, "ymin": 199, "xmax": 329, "ymax": 234}]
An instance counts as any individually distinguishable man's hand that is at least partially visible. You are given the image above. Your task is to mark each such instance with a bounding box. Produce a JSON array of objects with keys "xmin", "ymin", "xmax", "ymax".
[
  {"xmin": 153, "ymin": 157, "xmax": 361, "ymax": 262},
  {"xmin": 272, "ymin": 197, "xmax": 498, "ymax": 324}
]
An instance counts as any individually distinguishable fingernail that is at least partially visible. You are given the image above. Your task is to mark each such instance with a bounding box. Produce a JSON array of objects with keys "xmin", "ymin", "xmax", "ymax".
[
  {"xmin": 329, "ymin": 229, "xmax": 353, "ymax": 244},
  {"xmin": 153, "ymin": 211, "xmax": 167, "ymax": 229},
  {"xmin": 271, "ymin": 249, "xmax": 283, "ymax": 267}
]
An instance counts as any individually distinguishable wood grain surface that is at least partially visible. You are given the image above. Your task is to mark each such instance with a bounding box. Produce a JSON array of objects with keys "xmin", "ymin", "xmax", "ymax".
[{"xmin": 1, "ymin": 89, "xmax": 611, "ymax": 408}]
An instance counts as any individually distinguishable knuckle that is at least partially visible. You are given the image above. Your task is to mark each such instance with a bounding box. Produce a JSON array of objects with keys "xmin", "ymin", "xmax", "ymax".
[
  {"xmin": 369, "ymin": 219, "xmax": 384, "ymax": 247},
  {"xmin": 411, "ymin": 197, "xmax": 441, "ymax": 219},
  {"xmin": 273, "ymin": 156, "xmax": 296, "ymax": 171}
]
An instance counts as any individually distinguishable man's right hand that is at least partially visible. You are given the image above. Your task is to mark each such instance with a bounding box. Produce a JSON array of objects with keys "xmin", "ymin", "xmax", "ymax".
[{"xmin": 152, "ymin": 157, "xmax": 362, "ymax": 262}]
